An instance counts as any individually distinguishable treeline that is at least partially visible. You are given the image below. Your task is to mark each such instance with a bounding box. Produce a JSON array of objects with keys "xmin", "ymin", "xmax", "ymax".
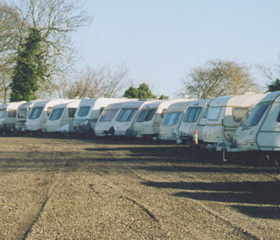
[{"xmin": 0, "ymin": 1, "xmax": 279, "ymax": 104}]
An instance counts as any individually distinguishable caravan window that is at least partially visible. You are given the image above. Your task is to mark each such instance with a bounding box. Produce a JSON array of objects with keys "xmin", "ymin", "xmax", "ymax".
[
  {"xmin": 277, "ymin": 111, "xmax": 280, "ymax": 122},
  {"xmin": 7, "ymin": 110, "xmax": 16, "ymax": 118},
  {"xmin": 100, "ymin": 107, "xmax": 105, "ymax": 114},
  {"xmin": 49, "ymin": 108, "xmax": 64, "ymax": 120},
  {"xmin": 162, "ymin": 112, "xmax": 182, "ymax": 126},
  {"xmin": 208, "ymin": 107, "xmax": 221, "ymax": 121},
  {"xmin": 18, "ymin": 109, "xmax": 27, "ymax": 118},
  {"xmin": 29, "ymin": 107, "xmax": 43, "ymax": 119},
  {"xmin": 233, "ymin": 108, "xmax": 248, "ymax": 122},
  {"xmin": 68, "ymin": 108, "xmax": 77, "ymax": 118},
  {"xmin": 116, "ymin": 108, "xmax": 137, "ymax": 122},
  {"xmin": 136, "ymin": 109, "xmax": 156, "ymax": 122},
  {"xmin": 0, "ymin": 109, "xmax": 6, "ymax": 118},
  {"xmin": 183, "ymin": 107, "xmax": 202, "ymax": 122},
  {"xmin": 99, "ymin": 109, "xmax": 118, "ymax": 122},
  {"xmin": 78, "ymin": 106, "xmax": 90, "ymax": 117},
  {"xmin": 243, "ymin": 103, "xmax": 269, "ymax": 128},
  {"xmin": 145, "ymin": 109, "xmax": 156, "ymax": 121},
  {"xmin": 202, "ymin": 105, "xmax": 209, "ymax": 118}
]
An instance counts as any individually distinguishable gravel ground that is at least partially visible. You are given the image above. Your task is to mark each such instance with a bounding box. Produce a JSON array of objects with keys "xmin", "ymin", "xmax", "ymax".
[{"xmin": 0, "ymin": 136, "xmax": 279, "ymax": 240}]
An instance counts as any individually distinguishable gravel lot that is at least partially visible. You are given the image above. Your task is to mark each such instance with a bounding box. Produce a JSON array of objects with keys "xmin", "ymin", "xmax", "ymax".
[{"xmin": 0, "ymin": 136, "xmax": 279, "ymax": 240}]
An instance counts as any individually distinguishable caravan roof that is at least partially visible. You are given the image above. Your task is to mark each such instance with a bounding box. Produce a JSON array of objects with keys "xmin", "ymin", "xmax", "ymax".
[
  {"xmin": 0, "ymin": 101, "xmax": 26, "ymax": 111},
  {"xmin": 165, "ymin": 100, "xmax": 194, "ymax": 112},
  {"xmin": 209, "ymin": 93, "xmax": 266, "ymax": 108}
]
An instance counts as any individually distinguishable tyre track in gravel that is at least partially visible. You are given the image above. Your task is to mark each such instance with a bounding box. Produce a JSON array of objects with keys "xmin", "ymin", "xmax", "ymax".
[
  {"xmin": 104, "ymin": 146, "xmax": 280, "ymax": 240},
  {"xmin": 125, "ymin": 165, "xmax": 259, "ymax": 240},
  {"xmin": 21, "ymin": 174, "xmax": 61, "ymax": 239},
  {"xmin": 2, "ymin": 138, "xmax": 279, "ymax": 239},
  {"xmin": 23, "ymin": 147, "xmax": 166, "ymax": 239},
  {"xmin": 89, "ymin": 164, "xmax": 160, "ymax": 224},
  {"xmin": 99, "ymin": 148, "xmax": 254, "ymax": 240},
  {"xmin": 84, "ymin": 149, "xmax": 197, "ymax": 239},
  {"xmin": 144, "ymin": 160, "xmax": 280, "ymax": 240}
]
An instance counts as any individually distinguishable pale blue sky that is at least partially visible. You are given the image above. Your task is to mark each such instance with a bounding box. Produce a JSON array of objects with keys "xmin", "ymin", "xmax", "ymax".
[{"xmin": 73, "ymin": 0, "xmax": 280, "ymax": 98}]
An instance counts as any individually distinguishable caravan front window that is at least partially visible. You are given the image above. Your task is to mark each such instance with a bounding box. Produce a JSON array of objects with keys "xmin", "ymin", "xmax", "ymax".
[
  {"xmin": 0, "ymin": 109, "xmax": 6, "ymax": 118},
  {"xmin": 29, "ymin": 107, "xmax": 43, "ymax": 119},
  {"xmin": 208, "ymin": 107, "xmax": 221, "ymax": 121},
  {"xmin": 202, "ymin": 105, "xmax": 209, "ymax": 118},
  {"xmin": 162, "ymin": 112, "xmax": 182, "ymax": 126},
  {"xmin": 183, "ymin": 107, "xmax": 202, "ymax": 122},
  {"xmin": 7, "ymin": 110, "xmax": 16, "ymax": 118},
  {"xmin": 18, "ymin": 109, "xmax": 27, "ymax": 118},
  {"xmin": 136, "ymin": 109, "xmax": 156, "ymax": 122},
  {"xmin": 68, "ymin": 108, "xmax": 77, "ymax": 118},
  {"xmin": 243, "ymin": 103, "xmax": 269, "ymax": 128},
  {"xmin": 277, "ymin": 111, "xmax": 280, "ymax": 122},
  {"xmin": 49, "ymin": 108, "xmax": 64, "ymax": 120},
  {"xmin": 99, "ymin": 109, "xmax": 118, "ymax": 122},
  {"xmin": 116, "ymin": 108, "xmax": 137, "ymax": 122},
  {"xmin": 78, "ymin": 106, "xmax": 90, "ymax": 117}
]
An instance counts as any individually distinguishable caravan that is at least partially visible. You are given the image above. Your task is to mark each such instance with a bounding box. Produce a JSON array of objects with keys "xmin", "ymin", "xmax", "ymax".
[
  {"xmin": 178, "ymin": 99, "xmax": 209, "ymax": 144},
  {"xmin": 202, "ymin": 93, "xmax": 267, "ymax": 146},
  {"xmin": 217, "ymin": 91, "xmax": 280, "ymax": 162},
  {"xmin": 25, "ymin": 99, "xmax": 73, "ymax": 134},
  {"xmin": 112, "ymin": 100, "xmax": 155, "ymax": 137},
  {"xmin": 14, "ymin": 100, "xmax": 42, "ymax": 132},
  {"xmin": 133, "ymin": 99, "xmax": 183, "ymax": 139},
  {"xmin": 73, "ymin": 98, "xmax": 129, "ymax": 135},
  {"xmin": 0, "ymin": 101, "xmax": 26, "ymax": 133},
  {"xmin": 158, "ymin": 99, "xmax": 195, "ymax": 141},
  {"xmin": 95, "ymin": 101, "xmax": 134, "ymax": 137},
  {"xmin": 45, "ymin": 100, "xmax": 81, "ymax": 134}
]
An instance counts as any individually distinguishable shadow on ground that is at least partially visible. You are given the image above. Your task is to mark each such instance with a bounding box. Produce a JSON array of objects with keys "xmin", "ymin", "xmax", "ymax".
[{"xmin": 142, "ymin": 180, "xmax": 280, "ymax": 219}]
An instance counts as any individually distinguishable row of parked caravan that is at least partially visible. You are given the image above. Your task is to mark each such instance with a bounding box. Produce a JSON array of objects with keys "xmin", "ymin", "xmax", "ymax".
[{"xmin": 0, "ymin": 92, "xmax": 279, "ymax": 161}]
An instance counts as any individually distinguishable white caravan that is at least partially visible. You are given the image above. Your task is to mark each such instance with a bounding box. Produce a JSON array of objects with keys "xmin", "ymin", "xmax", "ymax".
[
  {"xmin": 44, "ymin": 100, "xmax": 81, "ymax": 133},
  {"xmin": 95, "ymin": 101, "xmax": 134, "ymax": 137},
  {"xmin": 178, "ymin": 99, "xmax": 209, "ymax": 144},
  {"xmin": 133, "ymin": 99, "xmax": 183, "ymax": 139},
  {"xmin": 14, "ymin": 100, "xmax": 43, "ymax": 132},
  {"xmin": 217, "ymin": 91, "xmax": 280, "ymax": 162},
  {"xmin": 158, "ymin": 99, "xmax": 195, "ymax": 141},
  {"xmin": 202, "ymin": 93, "xmax": 267, "ymax": 146},
  {"xmin": 0, "ymin": 101, "xmax": 26, "ymax": 132},
  {"xmin": 73, "ymin": 98, "xmax": 129, "ymax": 135},
  {"xmin": 112, "ymin": 100, "xmax": 154, "ymax": 137},
  {"xmin": 25, "ymin": 99, "xmax": 73, "ymax": 133}
]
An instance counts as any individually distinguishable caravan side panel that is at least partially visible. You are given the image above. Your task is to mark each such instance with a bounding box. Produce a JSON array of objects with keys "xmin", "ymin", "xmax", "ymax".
[{"xmin": 257, "ymin": 102, "xmax": 280, "ymax": 151}]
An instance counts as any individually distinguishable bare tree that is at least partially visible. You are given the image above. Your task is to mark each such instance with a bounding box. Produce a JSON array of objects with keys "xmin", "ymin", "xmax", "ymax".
[
  {"xmin": 55, "ymin": 65, "xmax": 129, "ymax": 99},
  {"xmin": 256, "ymin": 59, "xmax": 280, "ymax": 91},
  {"xmin": 182, "ymin": 60, "xmax": 261, "ymax": 99},
  {"xmin": 0, "ymin": 2, "xmax": 23, "ymax": 102},
  {"xmin": 14, "ymin": 0, "xmax": 92, "ymax": 77},
  {"xmin": 0, "ymin": 0, "xmax": 92, "ymax": 102}
]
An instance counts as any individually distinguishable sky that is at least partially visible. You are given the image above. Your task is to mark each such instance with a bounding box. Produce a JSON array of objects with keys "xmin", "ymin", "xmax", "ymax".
[{"xmin": 73, "ymin": 0, "xmax": 280, "ymax": 99}]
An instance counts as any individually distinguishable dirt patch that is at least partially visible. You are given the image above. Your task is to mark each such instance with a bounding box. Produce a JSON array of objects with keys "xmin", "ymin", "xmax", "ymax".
[{"xmin": 0, "ymin": 137, "xmax": 279, "ymax": 239}]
